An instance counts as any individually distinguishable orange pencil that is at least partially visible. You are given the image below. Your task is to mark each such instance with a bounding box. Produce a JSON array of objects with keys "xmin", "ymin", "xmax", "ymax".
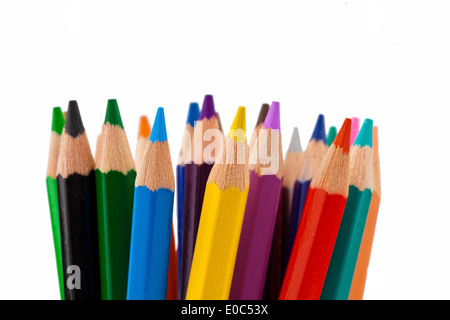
[{"xmin": 349, "ymin": 126, "xmax": 381, "ymax": 300}]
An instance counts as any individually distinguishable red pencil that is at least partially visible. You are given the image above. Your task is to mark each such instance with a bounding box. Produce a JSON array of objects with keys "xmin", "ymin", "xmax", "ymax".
[{"xmin": 279, "ymin": 118, "xmax": 352, "ymax": 300}]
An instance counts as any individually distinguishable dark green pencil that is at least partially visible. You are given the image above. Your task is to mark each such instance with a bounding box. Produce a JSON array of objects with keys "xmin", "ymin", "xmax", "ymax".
[{"xmin": 95, "ymin": 99, "xmax": 136, "ymax": 300}]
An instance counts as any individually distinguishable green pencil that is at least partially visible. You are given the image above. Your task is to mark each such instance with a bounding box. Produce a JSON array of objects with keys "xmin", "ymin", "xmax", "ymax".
[
  {"xmin": 326, "ymin": 126, "xmax": 337, "ymax": 146},
  {"xmin": 95, "ymin": 99, "xmax": 136, "ymax": 300},
  {"xmin": 46, "ymin": 106, "xmax": 65, "ymax": 300},
  {"xmin": 320, "ymin": 119, "xmax": 374, "ymax": 300}
]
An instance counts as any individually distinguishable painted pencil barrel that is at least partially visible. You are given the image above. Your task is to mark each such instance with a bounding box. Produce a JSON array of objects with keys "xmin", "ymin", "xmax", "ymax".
[
  {"xmin": 176, "ymin": 164, "xmax": 185, "ymax": 299},
  {"xmin": 57, "ymin": 171, "xmax": 100, "ymax": 300},
  {"xmin": 285, "ymin": 179, "xmax": 311, "ymax": 270},
  {"xmin": 320, "ymin": 187, "xmax": 373, "ymax": 300},
  {"xmin": 127, "ymin": 186, "xmax": 174, "ymax": 300},
  {"xmin": 46, "ymin": 177, "xmax": 65, "ymax": 300},
  {"xmin": 180, "ymin": 163, "xmax": 213, "ymax": 299},
  {"xmin": 279, "ymin": 188, "xmax": 347, "ymax": 300},
  {"xmin": 230, "ymin": 172, "xmax": 282, "ymax": 300},
  {"xmin": 186, "ymin": 183, "xmax": 249, "ymax": 300},
  {"xmin": 96, "ymin": 169, "xmax": 135, "ymax": 300}
]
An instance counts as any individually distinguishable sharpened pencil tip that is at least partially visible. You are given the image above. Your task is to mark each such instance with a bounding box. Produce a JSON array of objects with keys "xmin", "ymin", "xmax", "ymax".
[
  {"xmin": 354, "ymin": 118, "xmax": 373, "ymax": 148},
  {"xmin": 333, "ymin": 118, "xmax": 352, "ymax": 154},
  {"xmin": 228, "ymin": 106, "xmax": 247, "ymax": 143},
  {"xmin": 104, "ymin": 99, "xmax": 124, "ymax": 128},
  {"xmin": 138, "ymin": 115, "xmax": 151, "ymax": 139},
  {"xmin": 350, "ymin": 117, "xmax": 360, "ymax": 146},
  {"xmin": 263, "ymin": 101, "xmax": 281, "ymax": 130},
  {"xmin": 187, "ymin": 102, "xmax": 200, "ymax": 127},
  {"xmin": 327, "ymin": 126, "xmax": 337, "ymax": 146},
  {"xmin": 150, "ymin": 107, "xmax": 168, "ymax": 143},
  {"xmin": 198, "ymin": 94, "xmax": 216, "ymax": 120},
  {"xmin": 288, "ymin": 127, "xmax": 302, "ymax": 152},
  {"xmin": 310, "ymin": 114, "xmax": 327, "ymax": 143},
  {"xmin": 51, "ymin": 106, "xmax": 65, "ymax": 135},
  {"xmin": 65, "ymin": 100, "xmax": 85, "ymax": 137},
  {"xmin": 255, "ymin": 103, "xmax": 270, "ymax": 128}
]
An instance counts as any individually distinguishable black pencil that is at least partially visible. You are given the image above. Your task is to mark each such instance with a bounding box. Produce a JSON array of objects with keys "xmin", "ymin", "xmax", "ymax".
[{"xmin": 56, "ymin": 100, "xmax": 100, "ymax": 300}]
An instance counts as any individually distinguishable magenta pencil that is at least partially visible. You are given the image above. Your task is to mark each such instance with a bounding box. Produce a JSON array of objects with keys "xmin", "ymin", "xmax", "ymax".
[
  {"xmin": 229, "ymin": 101, "xmax": 284, "ymax": 300},
  {"xmin": 350, "ymin": 117, "xmax": 360, "ymax": 146}
]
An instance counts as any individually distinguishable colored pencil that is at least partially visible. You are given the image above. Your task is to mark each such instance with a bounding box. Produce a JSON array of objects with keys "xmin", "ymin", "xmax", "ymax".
[
  {"xmin": 176, "ymin": 102, "xmax": 200, "ymax": 299},
  {"xmin": 230, "ymin": 101, "xmax": 284, "ymax": 300},
  {"xmin": 285, "ymin": 114, "xmax": 328, "ymax": 270},
  {"xmin": 327, "ymin": 126, "xmax": 337, "ymax": 146},
  {"xmin": 264, "ymin": 127, "xmax": 304, "ymax": 299},
  {"xmin": 135, "ymin": 115, "xmax": 151, "ymax": 171},
  {"xmin": 186, "ymin": 106, "xmax": 249, "ymax": 300},
  {"xmin": 320, "ymin": 119, "xmax": 374, "ymax": 300},
  {"xmin": 350, "ymin": 117, "xmax": 360, "ymax": 146},
  {"xmin": 249, "ymin": 103, "xmax": 270, "ymax": 157},
  {"xmin": 56, "ymin": 100, "xmax": 100, "ymax": 300},
  {"xmin": 166, "ymin": 227, "xmax": 178, "ymax": 300},
  {"xmin": 279, "ymin": 118, "xmax": 352, "ymax": 300},
  {"xmin": 95, "ymin": 99, "xmax": 136, "ymax": 300},
  {"xmin": 46, "ymin": 106, "xmax": 65, "ymax": 300},
  {"xmin": 349, "ymin": 126, "xmax": 381, "ymax": 300},
  {"xmin": 179, "ymin": 95, "xmax": 222, "ymax": 299},
  {"xmin": 127, "ymin": 107, "xmax": 175, "ymax": 300}
]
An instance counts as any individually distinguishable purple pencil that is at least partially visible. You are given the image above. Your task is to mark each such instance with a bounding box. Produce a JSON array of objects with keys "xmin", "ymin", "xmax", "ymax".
[{"xmin": 229, "ymin": 101, "xmax": 284, "ymax": 300}]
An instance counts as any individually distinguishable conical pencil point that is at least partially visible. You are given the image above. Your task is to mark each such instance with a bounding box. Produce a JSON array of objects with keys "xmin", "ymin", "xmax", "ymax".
[
  {"xmin": 199, "ymin": 94, "xmax": 216, "ymax": 120},
  {"xmin": 288, "ymin": 127, "xmax": 302, "ymax": 152},
  {"xmin": 333, "ymin": 118, "xmax": 352, "ymax": 154},
  {"xmin": 51, "ymin": 106, "xmax": 65, "ymax": 135},
  {"xmin": 310, "ymin": 114, "xmax": 326, "ymax": 143},
  {"xmin": 187, "ymin": 102, "xmax": 200, "ymax": 127},
  {"xmin": 105, "ymin": 99, "xmax": 124, "ymax": 128},
  {"xmin": 263, "ymin": 101, "xmax": 281, "ymax": 130},
  {"xmin": 354, "ymin": 119, "xmax": 373, "ymax": 148},
  {"xmin": 255, "ymin": 103, "xmax": 270, "ymax": 128},
  {"xmin": 150, "ymin": 107, "xmax": 168, "ymax": 143},
  {"xmin": 65, "ymin": 100, "xmax": 85, "ymax": 137},
  {"xmin": 138, "ymin": 115, "xmax": 151, "ymax": 139},
  {"xmin": 228, "ymin": 106, "xmax": 247, "ymax": 143}
]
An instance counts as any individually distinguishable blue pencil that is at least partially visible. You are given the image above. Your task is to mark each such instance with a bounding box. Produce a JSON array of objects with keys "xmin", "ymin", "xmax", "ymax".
[
  {"xmin": 176, "ymin": 102, "xmax": 199, "ymax": 299},
  {"xmin": 127, "ymin": 107, "xmax": 175, "ymax": 300},
  {"xmin": 284, "ymin": 114, "xmax": 328, "ymax": 271}
]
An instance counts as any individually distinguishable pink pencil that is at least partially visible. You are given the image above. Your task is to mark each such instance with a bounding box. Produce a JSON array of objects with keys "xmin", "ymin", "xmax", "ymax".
[{"xmin": 350, "ymin": 117, "xmax": 360, "ymax": 146}]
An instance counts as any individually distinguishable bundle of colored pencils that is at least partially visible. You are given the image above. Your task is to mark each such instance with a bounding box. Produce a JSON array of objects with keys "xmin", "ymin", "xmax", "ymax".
[{"xmin": 46, "ymin": 96, "xmax": 381, "ymax": 300}]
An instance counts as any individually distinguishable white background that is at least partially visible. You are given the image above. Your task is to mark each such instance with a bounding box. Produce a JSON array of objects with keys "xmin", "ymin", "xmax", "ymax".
[{"xmin": 0, "ymin": 1, "xmax": 449, "ymax": 300}]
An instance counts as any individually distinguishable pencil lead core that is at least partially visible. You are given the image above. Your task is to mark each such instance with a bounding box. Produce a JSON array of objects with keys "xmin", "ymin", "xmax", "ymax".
[
  {"xmin": 65, "ymin": 100, "xmax": 85, "ymax": 137},
  {"xmin": 51, "ymin": 106, "xmax": 65, "ymax": 135},
  {"xmin": 104, "ymin": 99, "xmax": 124, "ymax": 128},
  {"xmin": 150, "ymin": 107, "xmax": 168, "ymax": 143},
  {"xmin": 138, "ymin": 115, "xmax": 151, "ymax": 139},
  {"xmin": 354, "ymin": 119, "xmax": 373, "ymax": 148},
  {"xmin": 333, "ymin": 118, "xmax": 352, "ymax": 154},
  {"xmin": 187, "ymin": 102, "xmax": 200, "ymax": 127},
  {"xmin": 228, "ymin": 106, "xmax": 247, "ymax": 143},
  {"xmin": 198, "ymin": 94, "xmax": 216, "ymax": 120},
  {"xmin": 288, "ymin": 127, "xmax": 302, "ymax": 152},
  {"xmin": 263, "ymin": 101, "xmax": 281, "ymax": 130},
  {"xmin": 255, "ymin": 103, "xmax": 270, "ymax": 128},
  {"xmin": 310, "ymin": 114, "xmax": 326, "ymax": 143}
]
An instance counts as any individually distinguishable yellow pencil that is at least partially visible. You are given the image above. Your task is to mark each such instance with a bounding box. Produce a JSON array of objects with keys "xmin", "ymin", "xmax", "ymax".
[{"xmin": 186, "ymin": 106, "xmax": 249, "ymax": 300}]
